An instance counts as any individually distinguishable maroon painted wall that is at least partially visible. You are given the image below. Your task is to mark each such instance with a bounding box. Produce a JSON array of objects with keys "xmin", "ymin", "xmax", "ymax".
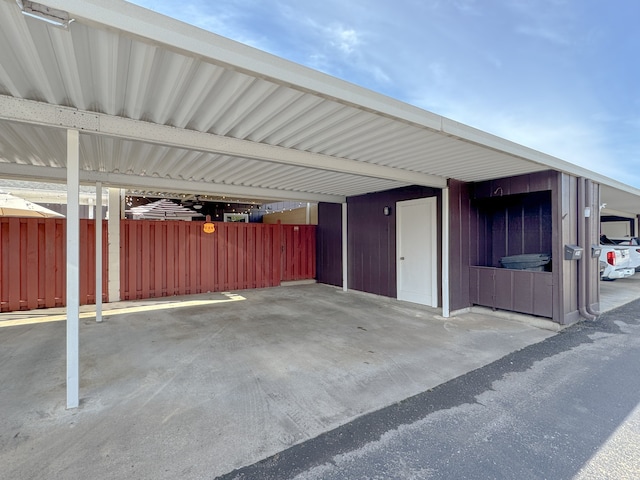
[
  {"xmin": 347, "ymin": 186, "xmax": 441, "ymax": 299},
  {"xmin": 448, "ymin": 171, "xmax": 557, "ymax": 313},
  {"xmin": 316, "ymin": 202, "xmax": 343, "ymax": 287},
  {"xmin": 448, "ymin": 179, "xmax": 472, "ymax": 311},
  {"xmin": 474, "ymin": 191, "xmax": 552, "ymax": 267}
]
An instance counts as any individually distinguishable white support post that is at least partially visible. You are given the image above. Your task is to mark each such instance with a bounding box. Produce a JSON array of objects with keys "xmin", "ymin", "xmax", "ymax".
[
  {"xmin": 95, "ymin": 182, "xmax": 103, "ymax": 323},
  {"xmin": 107, "ymin": 188, "xmax": 121, "ymax": 302},
  {"xmin": 66, "ymin": 129, "xmax": 80, "ymax": 409},
  {"xmin": 441, "ymin": 187, "xmax": 450, "ymax": 318},
  {"xmin": 342, "ymin": 202, "xmax": 348, "ymax": 292},
  {"xmin": 305, "ymin": 202, "xmax": 311, "ymax": 224}
]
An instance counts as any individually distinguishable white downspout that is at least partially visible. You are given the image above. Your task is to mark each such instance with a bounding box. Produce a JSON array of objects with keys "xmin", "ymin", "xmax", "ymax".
[
  {"xmin": 66, "ymin": 129, "xmax": 80, "ymax": 409},
  {"xmin": 578, "ymin": 177, "xmax": 596, "ymax": 321},
  {"xmin": 442, "ymin": 187, "xmax": 450, "ymax": 318}
]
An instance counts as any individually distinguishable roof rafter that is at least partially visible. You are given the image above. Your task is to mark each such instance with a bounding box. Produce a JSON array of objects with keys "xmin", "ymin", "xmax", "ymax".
[
  {"xmin": 0, "ymin": 95, "xmax": 448, "ymax": 189},
  {"xmin": 0, "ymin": 163, "xmax": 345, "ymax": 203}
]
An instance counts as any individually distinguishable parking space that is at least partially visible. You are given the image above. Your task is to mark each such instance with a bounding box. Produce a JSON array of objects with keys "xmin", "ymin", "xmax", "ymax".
[
  {"xmin": 1, "ymin": 283, "xmax": 556, "ymax": 479},
  {"xmin": 599, "ymin": 273, "xmax": 640, "ymax": 313}
]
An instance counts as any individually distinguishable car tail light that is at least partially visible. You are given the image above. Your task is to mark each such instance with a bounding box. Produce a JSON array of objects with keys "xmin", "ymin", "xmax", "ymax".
[{"xmin": 607, "ymin": 251, "xmax": 616, "ymax": 266}]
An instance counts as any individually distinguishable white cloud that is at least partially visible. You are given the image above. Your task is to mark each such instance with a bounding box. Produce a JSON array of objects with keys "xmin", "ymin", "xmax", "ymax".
[
  {"xmin": 327, "ymin": 25, "xmax": 361, "ymax": 54},
  {"xmin": 515, "ymin": 25, "xmax": 571, "ymax": 46}
]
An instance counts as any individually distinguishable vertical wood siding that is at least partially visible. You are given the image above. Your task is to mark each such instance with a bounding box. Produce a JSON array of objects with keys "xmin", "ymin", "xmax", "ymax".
[
  {"xmin": 316, "ymin": 203, "xmax": 343, "ymax": 287},
  {"xmin": 120, "ymin": 221, "xmax": 314, "ymax": 301},
  {"xmin": 450, "ymin": 171, "xmax": 560, "ymax": 319},
  {"xmin": 0, "ymin": 218, "xmax": 107, "ymax": 312},
  {"xmin": 1, "ymin": 219, "xmax": 314, "ymax": 311},
  {"xmin": 345, "ymin": 186, "xmax": 441, "ymax": 299}
]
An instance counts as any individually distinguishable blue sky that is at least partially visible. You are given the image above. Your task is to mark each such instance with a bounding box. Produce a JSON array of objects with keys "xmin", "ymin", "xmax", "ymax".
[{"xmin": 128, "ymin": 0, "xmax": 640, "ymax": 189}]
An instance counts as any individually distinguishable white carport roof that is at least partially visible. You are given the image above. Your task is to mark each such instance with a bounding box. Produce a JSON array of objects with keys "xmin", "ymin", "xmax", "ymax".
[{"xmin": 0, "ymin": 0, "xmax": 639, "ymax": 213}]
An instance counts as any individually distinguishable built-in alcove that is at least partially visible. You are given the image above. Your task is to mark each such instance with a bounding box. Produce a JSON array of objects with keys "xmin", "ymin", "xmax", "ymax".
[
  {"xmin": 473, "ymin": 190, "xmax": 553, "ymax": 270},
  {"xmin": 469, "ymin": 189, "xmax": 554, "ymax": 318}
]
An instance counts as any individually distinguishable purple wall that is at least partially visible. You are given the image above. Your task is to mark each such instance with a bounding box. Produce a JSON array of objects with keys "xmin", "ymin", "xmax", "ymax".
[
  {"xmin": 346, "ymin": 186, "xmax": 441, "ymax": 299},
  {"xmin": 316, "ymin": 186, "xmax": 441, "ymax": 299},
  {"xmin": 316, "ymin": 202, "xmax": 343, "ymax": 287},
  {"xmin": 474, "ymin": 191, "xmax": 553, "ymax": 267}
]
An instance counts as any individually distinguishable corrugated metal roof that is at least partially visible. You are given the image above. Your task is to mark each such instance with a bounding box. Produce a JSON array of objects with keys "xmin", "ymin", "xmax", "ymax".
[{"xmin": 0, "ymin": 0, "xmax": 639, "ymax": 211}]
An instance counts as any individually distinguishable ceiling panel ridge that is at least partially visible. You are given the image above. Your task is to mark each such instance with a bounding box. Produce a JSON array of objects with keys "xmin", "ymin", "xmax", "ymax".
[
  {"xmin": 37, "ymin": 0, "xmax": 447, "ymax": 133},
  {"xmin": 0, "ymin": 95, "xmax": 448, "ymax": 188},
  {"xmin": 0, "ymin": 162, "xmax": 346, "ymax": 203}
]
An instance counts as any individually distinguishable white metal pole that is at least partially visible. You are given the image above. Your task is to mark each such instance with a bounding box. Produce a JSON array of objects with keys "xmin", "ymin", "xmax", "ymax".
[
  {"xmin": 107, "ymin": 188, "xmax": 121, "ymax": 302},
  {"xmin": 342, "ymin": 202, "xmax": 348, "ymax": 292},
  {"xmin": 95, "ymin": 182, "xmax": 103, "ymax": 323},
  {"xmin": 441, "ymin": 188, "xmax": 450, "ymax": 318},
  {"xmin": 66, "ymin": 129, "xmax": 80, "ymax": 409}
]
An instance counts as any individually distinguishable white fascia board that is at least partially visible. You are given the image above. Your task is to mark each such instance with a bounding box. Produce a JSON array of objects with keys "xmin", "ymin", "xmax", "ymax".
[
  {"xmin": 0, "ymin": 95, "xmax": 447, "ymax": 189},
  {"xmin": 442, "ymin": 117, "xmax": 640, "ymax": 196},
  {"xmin": 0, "ymin": 163, "xmax": 345, "ymax": 203},
  {"xmin": 600, "ymin": 208, "xmax": 636, "ymax": 218}
]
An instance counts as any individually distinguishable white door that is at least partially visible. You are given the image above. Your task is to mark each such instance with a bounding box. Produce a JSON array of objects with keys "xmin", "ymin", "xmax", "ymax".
[{"xmin": 397, "ymin": 197, "xmax": 438, "ymax": 307}]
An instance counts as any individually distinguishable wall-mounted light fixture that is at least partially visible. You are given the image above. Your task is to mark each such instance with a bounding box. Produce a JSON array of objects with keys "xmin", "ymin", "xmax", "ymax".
[
  {"xmin": 383, "ymin": 206, "xmax": 391, "ymax": 216},
  {"xmin": 16, "ymin": 1, "xmax": 74, "ymax": 28}
]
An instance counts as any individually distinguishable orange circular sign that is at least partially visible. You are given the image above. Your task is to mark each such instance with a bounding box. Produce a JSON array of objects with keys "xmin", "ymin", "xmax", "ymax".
[{"xmin": 203, "ymin": 222, "xmax": 215, "ymax": 234}]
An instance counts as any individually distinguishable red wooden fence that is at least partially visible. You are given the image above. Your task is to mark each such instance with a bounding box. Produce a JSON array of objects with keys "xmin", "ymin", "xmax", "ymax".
[
  {"xmin": 120, "ymin": 221, "xmax": 316, "ymax": 301},
  {"xmin": 0, "ymin": 219, "xmax": 315, "ymax": 311},
  {"xmin": 0, "ymin": 218, "xmax": 108, "ymax": 312},
  {"xmin": 281, "ymin": 225, "xmax": 316, "ymax": 281}
]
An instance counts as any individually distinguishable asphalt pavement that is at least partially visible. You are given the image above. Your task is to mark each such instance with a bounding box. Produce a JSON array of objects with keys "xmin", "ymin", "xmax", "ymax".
[{"xmin": 221, "ymin": 297, "xmax": 640, "ymax": 480}]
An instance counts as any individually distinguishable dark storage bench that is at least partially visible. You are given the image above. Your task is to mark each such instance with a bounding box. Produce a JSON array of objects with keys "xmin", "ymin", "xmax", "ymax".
[{"xmin": 469, "ymin": 266, "xmax": 553, "ymax": 318}]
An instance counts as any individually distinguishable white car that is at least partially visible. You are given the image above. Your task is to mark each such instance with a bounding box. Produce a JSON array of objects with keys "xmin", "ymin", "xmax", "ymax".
[
  {"xmin": 603, "ymin": 236, "xmax": 640, "ymax": 272},
  {"xmin": 599, "ymin": 244, "xmax": 635, "ymax": 281}
]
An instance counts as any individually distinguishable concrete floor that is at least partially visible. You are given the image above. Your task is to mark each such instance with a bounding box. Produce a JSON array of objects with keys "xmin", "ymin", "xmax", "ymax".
[{"xmin": 0, "ymin": 281, "xmax": 637, "ymax": 479}]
